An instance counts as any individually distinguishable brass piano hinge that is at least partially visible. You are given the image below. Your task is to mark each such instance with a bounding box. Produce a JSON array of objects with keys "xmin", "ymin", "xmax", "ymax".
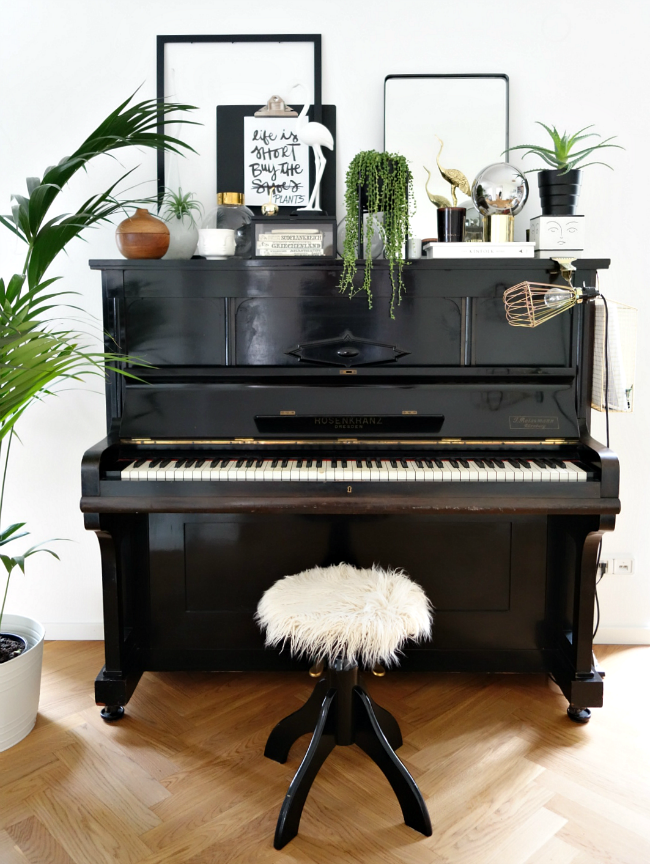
[
  {"xmin": 280, "ymin": 410, "xmax": 296, "ymax": 415},
  {"xmin": 402, "ymin": 410, "xmax": 418, "ymax": 415}
]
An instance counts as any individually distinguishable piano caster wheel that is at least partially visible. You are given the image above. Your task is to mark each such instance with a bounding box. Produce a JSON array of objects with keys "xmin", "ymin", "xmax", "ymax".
[
  {"xmin": 100, "ymin": 705, "xmax": 125, "ymax": 722},
  {"xmin": 567, "ymin": 704, "xmax": 591, "ymax": 724}
]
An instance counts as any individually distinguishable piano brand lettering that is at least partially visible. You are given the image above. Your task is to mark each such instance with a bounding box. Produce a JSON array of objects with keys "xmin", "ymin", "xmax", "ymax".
[
  {"xmin": 509, "ymin": 415, "xmax": 560, "ymax": 430},
  {"xmin": 313, "ymin": 417, "xmax": 382, "ymax": 429}
]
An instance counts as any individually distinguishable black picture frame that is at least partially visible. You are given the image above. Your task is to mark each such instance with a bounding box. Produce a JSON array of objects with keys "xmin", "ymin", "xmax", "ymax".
[{"xmin": 156, "ymin": 34, "xmax": 323, "ymax": 204}]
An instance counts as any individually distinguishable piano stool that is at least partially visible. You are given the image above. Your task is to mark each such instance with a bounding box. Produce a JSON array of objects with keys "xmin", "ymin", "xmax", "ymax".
[{"xmin": 256, "ymin": 564, "xmax": 434, "ymax": 849}]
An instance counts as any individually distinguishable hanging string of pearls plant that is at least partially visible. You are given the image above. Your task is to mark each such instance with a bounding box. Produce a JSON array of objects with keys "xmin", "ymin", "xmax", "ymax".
[{"xmin": 338, "ymin": 150, "xmax": 414, "ymax": 317}]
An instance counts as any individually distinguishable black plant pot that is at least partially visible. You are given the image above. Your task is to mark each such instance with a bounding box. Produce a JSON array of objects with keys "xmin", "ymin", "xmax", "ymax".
[
  {"xmin": 0, "ymin": 632, "xmax": 27, "ymax": 664},
  {"xmin": 538, "ymin": 169, "xmax": 582, "ymax": 216}
]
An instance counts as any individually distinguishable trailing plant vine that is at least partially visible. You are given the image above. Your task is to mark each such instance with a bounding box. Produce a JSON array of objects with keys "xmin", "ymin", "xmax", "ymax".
[{"xmin": 338, "ymin": 151, "xmax": 414, "ymax": 317}]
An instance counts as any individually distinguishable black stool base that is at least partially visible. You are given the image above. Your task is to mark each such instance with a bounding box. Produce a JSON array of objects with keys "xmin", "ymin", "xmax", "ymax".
[{"xmin": 265, "ymin": 664, "xmax": 431, "ymax": 849}]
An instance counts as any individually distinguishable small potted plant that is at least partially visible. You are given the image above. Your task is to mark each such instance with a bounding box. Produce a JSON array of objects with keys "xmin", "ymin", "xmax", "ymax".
[
  {"xmin": 338, "ymin": 150, "xmax": 414, "ymax": 317},
  {"xmin": 0, "ymin": 91, "xmax": 195, "ymax": 750},
  {"xmin": 161, "ymin": 187, "xmax": 203, "ymax": 259},
  {"xmin": 506, "ymin": 123, "xmax": 622, "ymax": 215}
]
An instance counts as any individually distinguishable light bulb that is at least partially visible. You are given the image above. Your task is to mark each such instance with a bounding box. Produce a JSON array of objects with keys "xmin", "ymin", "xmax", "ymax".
[{"xmin": 544, "ymin": 288, "xmax": 572, "ymax": 307}]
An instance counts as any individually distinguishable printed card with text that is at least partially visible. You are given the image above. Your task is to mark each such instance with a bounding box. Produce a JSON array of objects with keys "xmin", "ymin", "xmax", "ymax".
[{"xmin": 243, "ymin": 117, "xmax": 310, "ymax": 208}]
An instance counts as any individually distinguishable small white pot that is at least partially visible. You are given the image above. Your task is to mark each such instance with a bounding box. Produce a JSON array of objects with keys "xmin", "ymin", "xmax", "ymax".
[
  {"xmin": 163, "ymin": 217, "xmax": 199, "ymax": 260},
  {"xmin": 0, "ymin": 614, "xmax": 45, "ymax": 751}
]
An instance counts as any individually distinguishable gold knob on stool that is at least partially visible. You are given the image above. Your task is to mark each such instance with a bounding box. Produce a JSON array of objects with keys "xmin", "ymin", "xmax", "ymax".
[
  {"xmin": 372, "ymin": 664, "xmax": 386, "ymax": 677},
  {"xmin": 309, "ymin": 660, "xmax": 325, "ymax": 678}
]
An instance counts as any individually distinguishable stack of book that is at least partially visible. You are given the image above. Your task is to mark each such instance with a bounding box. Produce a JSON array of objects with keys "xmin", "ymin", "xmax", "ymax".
[{"xmin": 257, "ymin": 229, "xmax": 324, "ymax": 257}]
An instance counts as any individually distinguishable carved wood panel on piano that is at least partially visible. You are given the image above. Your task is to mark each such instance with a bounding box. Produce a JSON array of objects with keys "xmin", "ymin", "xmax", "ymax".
[{"xmin": 83, "ymin": 258, "xmax": 619, "ymax": 723}]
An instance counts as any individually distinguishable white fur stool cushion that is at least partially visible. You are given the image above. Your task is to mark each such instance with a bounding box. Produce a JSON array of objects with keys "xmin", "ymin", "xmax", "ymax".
[{"xmin": 256, "ymin": 563, "xmax": 433, "ymax": 668}]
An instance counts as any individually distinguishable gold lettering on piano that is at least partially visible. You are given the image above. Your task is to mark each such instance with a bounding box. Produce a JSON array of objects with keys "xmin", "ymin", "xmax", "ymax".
[{"xmin": 313, "ymin": 417, "xmax": 383, "ymax": 430}]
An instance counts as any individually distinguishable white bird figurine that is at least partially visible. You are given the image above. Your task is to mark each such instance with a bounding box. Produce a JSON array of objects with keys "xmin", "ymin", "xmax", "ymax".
[{"xmin": 291, "ymin": 84, "xmax": 334, "ymax": 212}]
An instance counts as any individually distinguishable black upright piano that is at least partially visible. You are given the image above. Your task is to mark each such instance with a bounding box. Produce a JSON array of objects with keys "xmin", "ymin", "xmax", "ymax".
[{"xmin": 82, "ymin": 257, "xmax": 619, "ymax": 722}]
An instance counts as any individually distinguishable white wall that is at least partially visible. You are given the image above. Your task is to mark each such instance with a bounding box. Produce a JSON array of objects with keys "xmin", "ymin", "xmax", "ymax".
[{"xmin": 1, "ymin": 0, "xmax": 648, "ymax": 642}]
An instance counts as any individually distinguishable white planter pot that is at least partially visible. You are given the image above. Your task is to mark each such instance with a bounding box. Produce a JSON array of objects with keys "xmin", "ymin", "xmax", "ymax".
[
  {"xmin": 0, "ymin": 614, "xmax": 45, "ymax": 751},
  {"xmin": 163, "ymin": 217, "xmax": 199, "ymax": 260}
]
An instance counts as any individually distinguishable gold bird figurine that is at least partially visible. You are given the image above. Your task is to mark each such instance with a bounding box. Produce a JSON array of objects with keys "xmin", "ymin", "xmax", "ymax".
[
  {"xmin": 423, "ymin": 166, "xmax": 451, "ymax": 208},
  {"xmin": 435, "ymin": 136, "xmax": 471, "ymax": 206}
]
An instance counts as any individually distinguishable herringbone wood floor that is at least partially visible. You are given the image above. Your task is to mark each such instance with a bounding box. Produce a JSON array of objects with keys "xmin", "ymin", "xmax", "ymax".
[{"xmin": 1, "ymin": 644, "xmax": 649, "ymax": 864}]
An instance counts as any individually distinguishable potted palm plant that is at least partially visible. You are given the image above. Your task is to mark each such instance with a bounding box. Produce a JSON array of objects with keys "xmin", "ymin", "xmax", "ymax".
[
  {"xmin": 506, "ymin": 123, "xmax": 622, "ymax": 215},
  {"xmin": 338, "ymin": 150, "xmax": 414, "ymax": 317},
  {"xmin": 162, "ymin": 187, "xmax": 203, "ymax": 259},
  {"xmin": 0, "ymin": 91, "xmax": 196, "ymax": 750}
]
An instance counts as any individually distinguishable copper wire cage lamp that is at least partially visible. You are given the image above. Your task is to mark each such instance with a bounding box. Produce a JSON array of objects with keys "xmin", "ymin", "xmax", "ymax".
[{"xmin": 503, "ymin": 281, "xmax": 600, "ymax": 328}]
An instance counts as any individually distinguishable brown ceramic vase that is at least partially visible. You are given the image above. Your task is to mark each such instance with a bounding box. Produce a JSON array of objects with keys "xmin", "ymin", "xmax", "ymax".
[{"xmin": 115, "ymin": 208, "xmax": 170, "ymax": 259}]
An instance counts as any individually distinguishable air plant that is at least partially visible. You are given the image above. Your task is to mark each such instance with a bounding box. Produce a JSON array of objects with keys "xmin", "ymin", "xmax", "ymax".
[
  {"xmin": 505, "ymin": 123, "xmax": 623, "ymax": 174},
  {"xmin": 161, "ymin": 187, "xmax": 203, "ymax": 226}
]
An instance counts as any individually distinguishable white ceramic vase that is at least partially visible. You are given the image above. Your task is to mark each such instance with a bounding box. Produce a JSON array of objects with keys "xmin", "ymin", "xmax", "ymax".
[
  {"xmin": 0, "ymin": 614, "xmax": 45, "ymax": 751},
  {"xmin": 163, "ymin": 217, "xmax": 199, "ymax": 260}
]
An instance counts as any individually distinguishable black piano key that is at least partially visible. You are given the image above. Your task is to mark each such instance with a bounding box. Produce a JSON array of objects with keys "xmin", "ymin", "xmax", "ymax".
[
  {"xmin": 271, "ymin": 459, "xmax": 279, "ymax": 468},
  {"xmin": 342, "ymin": 460, "xmax": 348, "ymax": 468},
  {"xmin": 366, "ymin": 459, "xmax": 373, "ymax": 469},
  {"xmin": 149, "ymin": 459, "xmax": 161, "ymax": 468},
  {"xmin": 459, "ymin": 459, "xmax": 469, "ymax": 468},
  {"xmin": 400, "ymin": 459, "xmax": 408, "ymax": 468},
  {"xmin": 532, "ymin": 459, "xmax": 547, "ymax": 469},
  {"xmin": 520, "ymin": 459, "xmax": 531, "ymax": 469},
  {"xmin": 246, "ymin": 458, "xmax": 255, "ymax": 468},
  {"xmin": 236, "ymin": 458, "xmax": 246, "ymax": 468},
  {"xmin": 194, "ymin": 459, "xmax": 205, "ymax": 468},
  {"xmin": 375, "ymin": 458, "xmax": 382, "ymax": 468},
  {"xmin": 415, "ymin": 460, "xmax": 423, "ymax": 468},
  {"xmin": 424, "ymin": 459, "xmax": 433, "ymax": 468},
  {"xmin": 550, "ymin": 458, "xmax": 566, "ymax": 468},
  {"xmin": 332, "ymin": 460, "xmax": 338, "ymax": 468},
  {"xmin": 210, "ymin": 458, "xmax": 221, "ymax": 468},
  {"xmin": 474, "ymin": 459, "xmax": 485, "ymax": 468},
  {"xmin": 255, "ymin": 459, "xmax": 264, "ymax": 468},
  {"xmin": 134, "ymin": 458, "xmax": 147, "ymax": 468},
  {"xmin": 484, "ymin": 458, "xmax": 495, "ymax": 467},
  {"xmin": 434, "ymin": 458, "xmax": 444, "ymax": 469},
  {"xmin": 390, "ymin": 459, "xmax": 398, "ymax": 468},
  {"xmin": 356, "ymin": 460, "xmax": 363, "ymax": 468},
  {"xmin": 507, "ymin": 458, "xmax": 520, "ymax": 468},
  {"xmin": 281, "ymin": 459, "xmax": 289, "ymax": 468},
  {"xmin": 297, "ymin": 459, "xmax": 303, "ymax": 468},
  {"xmin": 184, "ymin": 460, "xmax": 196, "ymax": 469},
  {"xmin": 493, "ymin": 459, "xmax": 505, "ymax": 468},
  {"xmin": 159, "ymin": 459, "xmax": 171, "ymax": 468},
  {"xmin": 316, "ymin": 460, "xmax": 322, "ymax": 468},
  {"xmin": 306, "ymin": 460, "xmax": 313, "ymax": 468},
  {"xmin": 449, "ymin": 459, "xmax": 459, "ymax": 468}
]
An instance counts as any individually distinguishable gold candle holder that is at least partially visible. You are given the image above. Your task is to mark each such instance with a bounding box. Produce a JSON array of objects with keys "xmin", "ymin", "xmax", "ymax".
[{"xmin": 482, "ymin": 214, "xmax": 514, "ymax": 243}]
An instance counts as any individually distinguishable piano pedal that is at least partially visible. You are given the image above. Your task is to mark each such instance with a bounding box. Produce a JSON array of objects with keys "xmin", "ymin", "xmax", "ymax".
[
  {"xmin": 372, "ymin": 664, "xmax": 386, "ymax": 677},
  {"xmin": 309, "ymin": 660, "xmax": 325, "ymax": 678}
]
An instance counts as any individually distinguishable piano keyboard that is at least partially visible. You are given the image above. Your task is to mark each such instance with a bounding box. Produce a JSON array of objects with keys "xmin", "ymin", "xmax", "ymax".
[{"xmin": 120, "ymin": 457, "xmax": 588, "ymax": 482}]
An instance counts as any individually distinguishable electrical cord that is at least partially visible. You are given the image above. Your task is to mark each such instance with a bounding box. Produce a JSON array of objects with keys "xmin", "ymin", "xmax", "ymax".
[{"xmin": 602, "ymin": 293, "xmax": 610, "ymax": 449}]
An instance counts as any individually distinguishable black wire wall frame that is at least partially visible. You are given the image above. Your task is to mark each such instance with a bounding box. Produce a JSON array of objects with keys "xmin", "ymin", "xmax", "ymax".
[{"xmin": 156, "ymin": 33, "xmax": 323, "ymax": 203}]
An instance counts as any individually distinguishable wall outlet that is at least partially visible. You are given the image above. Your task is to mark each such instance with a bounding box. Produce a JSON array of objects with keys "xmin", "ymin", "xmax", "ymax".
[{"xmin": 612, "ymin": 558, "xmax": 634, "ymax": 575}]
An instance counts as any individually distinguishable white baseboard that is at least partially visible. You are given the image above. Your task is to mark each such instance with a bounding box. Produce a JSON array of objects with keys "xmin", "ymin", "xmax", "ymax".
[
  {"xmin": 42, "ymin": 622, "xmax": 104, "ymax": 640},
  {"xmin": 594, "ymin": 626, "xmax": 650, "ymax": 645}
]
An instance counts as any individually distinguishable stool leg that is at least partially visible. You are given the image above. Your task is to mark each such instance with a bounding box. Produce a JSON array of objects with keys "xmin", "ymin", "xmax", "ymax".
[
  {"xmin": 274, "ymin": 689, "xmax": 337, "ymax": 850},
  {"xmin": 356, "ymin": 675, "xmax": 403, "ymax": 750},
  {"xmin": 354, "ymin": 687, "xmax": 432, "ymax": 837},
  {"xmin": 264, "ymin": 677, "xmax": 329, "ymax": 764}
]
